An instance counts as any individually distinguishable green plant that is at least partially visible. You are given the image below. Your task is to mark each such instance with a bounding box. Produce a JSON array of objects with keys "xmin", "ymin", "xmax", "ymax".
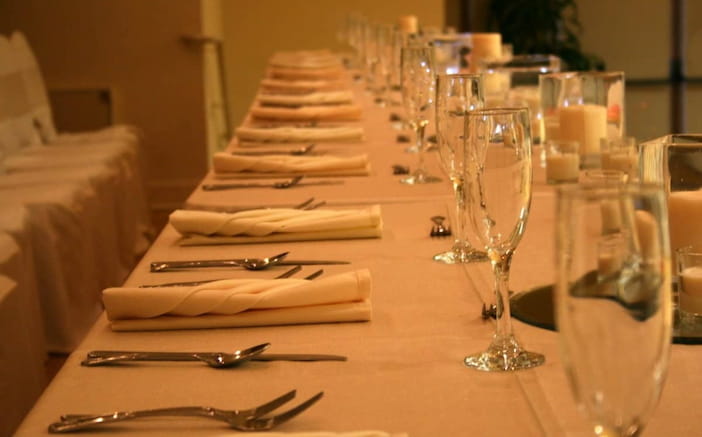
[{"xmin": 487, "ymin": 0, "xmax": 605, "ymax": 71}]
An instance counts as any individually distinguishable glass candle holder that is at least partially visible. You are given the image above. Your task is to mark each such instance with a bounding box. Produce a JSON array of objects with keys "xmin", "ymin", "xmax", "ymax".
[
  {"xmin": 677, "ymin": 244, "xmax": 702, "ymax": 323},
  {"xmin": 539, "ymin": 71, "xmax": 625, "ymax": 168},
  {"xmin": 545, "ymin": 139, "xmax": 580, "ymax": 184},
  {"xmin": 640, "ymin": 134, "xmax": 702, "ymax": 257}
]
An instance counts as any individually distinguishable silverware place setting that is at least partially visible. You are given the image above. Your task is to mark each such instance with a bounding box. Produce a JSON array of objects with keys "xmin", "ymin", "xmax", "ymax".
[
  {"xmin": 231, "ymin": 144, "xmax": 318, "ymax": 156},
  {"xmin": 202, "ymin": 176, "xmax": 345, "ymax": 191},
  {"xmin": 139, "ymin": 265, "xmax": 324, "ymax": 287},
  {"xmin": 81, "ymin": 343, "xmax": 347, "ymax": 368},
  {"xmin": 48, "ymin": 389, "xmax": 324, "ymax": 433},
  {"xmin": 149, "ymin": 251, "xmax": 350, "ymax": 273}
]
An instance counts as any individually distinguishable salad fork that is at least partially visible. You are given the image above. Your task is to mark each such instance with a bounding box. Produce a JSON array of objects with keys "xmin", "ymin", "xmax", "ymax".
[{"xmin": 49, "ymin": 390, "xmax": 323, "ymax": 433}]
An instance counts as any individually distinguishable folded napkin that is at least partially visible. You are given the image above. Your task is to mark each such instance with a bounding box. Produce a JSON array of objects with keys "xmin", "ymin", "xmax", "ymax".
[
  {"xmin": 269, "ymin": 50, "xmax": 342, "ymax": 69},
  {"xmin": 258, "ymin": 91, "xmax": 354, "ymax": 107},
  {"xmin": 170, "ymin": 205, "xmax": 383, "ymax": 245},
  {"xmin": 251, "ymin": 104, "xmax": 362, "ymax": 121},
  {"xmin": 269, "ymin": 66, "xmax": 345, "ymax": 81},
  {"xmin": 235, "ymin": 126, "xmax": 364, "ymax": 144},
  {"xmin": 103, "ymin": 269, "xmax": 372, "ymax": 331},
  {"xmin": 212, "ymin": 152, "xmax": 370, "ymax": 177},
  {"xmin": 260, "ymin": 78, "xmax": 348, "ymax": 94}
]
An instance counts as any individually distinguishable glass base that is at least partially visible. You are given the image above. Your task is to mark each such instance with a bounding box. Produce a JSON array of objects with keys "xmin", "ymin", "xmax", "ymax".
[
  {"xmin": 464, "ymin": 335, "xmax": 545, "ymax": 372},
  {"xmin": 405, "ymin": 145, "xmax": 419, "ymax": 153},
  {"xmin": 433, "ymin": 246, "xmax": 489, "ymax": 264},
  {"xmin": 400, "ymin": 172, "xmax": 441, "ymax": 185}
]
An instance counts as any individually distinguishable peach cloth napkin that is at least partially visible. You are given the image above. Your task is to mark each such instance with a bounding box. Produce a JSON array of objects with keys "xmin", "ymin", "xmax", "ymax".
[
  {"xmin": 103, "ymin": 270, "xmax": 372, "ymax": 331},
  {"xmin": 251, "ymin": 104, "xmax": 362, "ymax": 121},
  {"xmin": 212, "ymin": 152, "xmax": 370, "ymax": 177},
  {"xmin": 169, "ymin": 205, "xmax": 383, "ymax": 245},
  {"xmin": 260, "ymin": 78, "xmax": 348, "ymax": 93},
  {"xmin": 235, "ymin": 126, "xmax": 364, "ymax": 143},
  {"xmin": 258, "ymin": 91, "xmax": 354, "ymax": 107},
  {"xmin": 268, "ymin": 66, "xmax": 344, "ymax": 81}
]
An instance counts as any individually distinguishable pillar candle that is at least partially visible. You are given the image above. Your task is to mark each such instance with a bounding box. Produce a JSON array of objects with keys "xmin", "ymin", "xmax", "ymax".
[
  {"xmin": 668, "ymin": 189, "xmax": 702, "ymax": 254},
  {"xmin": 398, "ymin": 15, "xmax": 418, "ymax": 34},
  {"xmin": 558, "ymin": 104, "xmax": 608, "ymax": 157},
  {"xmin": 680, "ymin": 266, "xmax": 702, "ymax": 314},
  {"xmin": 468, "ymin": 33, "xmax": 501, "ymax": 73}
]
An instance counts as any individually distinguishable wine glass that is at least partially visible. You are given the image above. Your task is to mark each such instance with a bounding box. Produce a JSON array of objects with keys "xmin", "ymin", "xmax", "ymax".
[
  {"xmin": 400, "ymin": 46, "xmax": 441, "ymax": 184},
  {"xmin": 555, "ymin": 183, "xmax": 672, "ymax": 436},
  {"xmin": 463, "ymin": 107, "xmax": 545, "ymax": 371},
  {"xmin": 433, "ymin": 73, "xmax": 489, "ymax": 264}
]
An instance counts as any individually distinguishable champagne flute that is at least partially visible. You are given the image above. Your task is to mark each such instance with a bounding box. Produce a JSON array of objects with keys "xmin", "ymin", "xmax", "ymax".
[
  {"xmin": 463, "ymin": 107, "xmax": 545, "ymax": 371},
  {"xmin": 433, "ymin": 73, "xmax": 489, "ymax": 264},
  {"xmin": 555, "ymin": 183, "xmax": 672, "ymax": 436},
  {"xmin": 400, "ymin": 46, "xmax": 441, "ymax": 184}
]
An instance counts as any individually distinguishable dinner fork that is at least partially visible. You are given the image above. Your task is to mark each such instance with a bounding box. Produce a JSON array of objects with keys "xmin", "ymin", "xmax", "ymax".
[{"xmin": 48, "ymin": 390, "xmax": 324, "ymax": 433}]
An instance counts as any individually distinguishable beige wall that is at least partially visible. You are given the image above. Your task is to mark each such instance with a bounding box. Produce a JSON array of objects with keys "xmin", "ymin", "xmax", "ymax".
[
  {"xmin": 0, "ymin": 0, "xmax": 208, "ymax": 222},
  {"xmin": 221, "ymin": 0, "xmax": 445, "ymax": 127}
]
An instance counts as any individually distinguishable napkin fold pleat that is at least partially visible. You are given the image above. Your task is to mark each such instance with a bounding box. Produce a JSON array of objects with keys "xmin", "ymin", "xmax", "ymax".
[
  {"xmin": 104, "ymin": 270, "xmax": 372, "ymax": 331},
  {"xmin": 235, "ymin": 126, "xmax": 364, "ymax": 143},
  {"xmin": 212, "ymin": 152, "xmax": 370, "ymax": 177},
  {"xmin": 250, "ymin": 104, "xmax": 362, "ymax": 121}
]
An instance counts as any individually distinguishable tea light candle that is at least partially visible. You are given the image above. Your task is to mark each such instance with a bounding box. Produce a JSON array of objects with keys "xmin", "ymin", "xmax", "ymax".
[
  {"xmin": 602, "ymin": 152, "xmax": 638, "ymax": 176},
  {"xmin": 546, "ymin": 153, "xmax": 579, "ymax": 183},
  {"xmin": 398, "ymin": 15, "xmax": 418, "ymax": 34},
  {"xmin": 558, "ymin": 104, "xmax": 608, "ymax": 157},
  {"xmin": 468, "ymin": 33, "xmax": 501, "ymax": 73},
  {"xmin": 668, "ymin": 190, "xmax": 702, "ymax": 254},
  {"xmin": 680, "ymin": 266, "xmax": 702, "ymax": 314}
]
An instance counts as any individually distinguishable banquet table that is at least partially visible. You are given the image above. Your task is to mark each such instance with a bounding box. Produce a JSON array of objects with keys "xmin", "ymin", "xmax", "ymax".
[{"xmin": 14, "ymin": 65, "xmax": 702, "ymax": 437}]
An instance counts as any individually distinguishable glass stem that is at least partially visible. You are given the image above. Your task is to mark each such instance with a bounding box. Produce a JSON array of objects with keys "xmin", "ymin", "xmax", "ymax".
[
  {"xmin": 415, "ymin": 122, "xmax": 427, "ymax": 173},
  {"xmin": 492, "ymin": 251, "xmax": 515, "ymax": 341},
  {"xmin": 453, "ymin": 179, "xmax": 467, "ymax": 246}
]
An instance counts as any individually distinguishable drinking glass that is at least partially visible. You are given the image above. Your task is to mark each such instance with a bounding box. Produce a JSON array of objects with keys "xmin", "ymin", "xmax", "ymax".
[
  {"xmin": 434, "ymin": 73, "xmax": 488, "ymax": 264},
  {"xmin": 400, "ymin": 46, "xmax": 441, "ymax": 184},
  {"xmin": 555, "ymin": 183, "xmax": 672, "ymax": 436},
  {"xmin": 463, "ymin": 107, "xmax": 545, "ymax": 371}
]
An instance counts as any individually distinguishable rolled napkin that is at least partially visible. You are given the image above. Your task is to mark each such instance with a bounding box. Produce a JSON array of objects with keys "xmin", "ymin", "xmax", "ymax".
[
  {"xmin": 260, "ymin": 78, "xmax": 348, "ymax": 94},
  {"xmin": 251, "ymin": 104, "xmax": 362, "ymax": 121},
  {"xmin": 169, "ymin": 205, "xmax": 383, "ymax": 245},
  {"xmin": 103, "ymin": 269, "xmax": 372, "ymax": 331},
  {"xmin": 235, "ymin": 125, "xmax": 364, "ymax": 144},
  {"xmin": 258, "ymin": 91, "xmax": 354, "ymax": 107},
  {"xmin": 212, "ymin": 152, "xmax": 370, "ymax": 177}
]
